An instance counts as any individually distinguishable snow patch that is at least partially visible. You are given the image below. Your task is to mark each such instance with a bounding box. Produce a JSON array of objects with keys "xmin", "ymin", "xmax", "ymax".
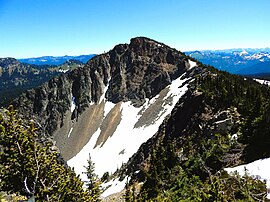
[
  {"xmin": 59, "ymin": 69, "xmax": 69, "ymax": 73},
  {"xmin": 99, "ymin": 78, "xmax": 111, "ymax": 104},
  {"xmin": 239, "ymin": 50, "xmax": 248, "ymax": 56},
  {"xmin": 225, "ymin": 158, "xmax": 270, "ymax": 199},
  {"xmin": 188, "ymin": 59, "xmax": 197, "ymax": 69},
  {"xmin": 99, "ymin": 84, "xmax": 109, "ymax": 104},
  {"xmin": 103, "ymin": 101, "xmax": 116, "ymax": 118},
  {"xmin": 101, "ymin": 177, "xmax": 128, "ymax": 198},
  {"xmin": 231, "ymin": 133, "xmax": 238, "ymax": 140},
  {"xmin": 71, "ymin": 96, "xmax": 76, "ymax": 113},
  {"xmin": 254, "ymin": 78, "xmax": 270, "ymax": 86},
  {"xmin": 67, "ymin": 127, "xmax": 73, "ymax": 138}
]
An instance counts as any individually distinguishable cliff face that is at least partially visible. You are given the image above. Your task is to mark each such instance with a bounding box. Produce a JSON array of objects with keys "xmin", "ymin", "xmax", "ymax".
[{"xmin": 12, "ymin": 37, "xmax": 197, "ymax": 167}]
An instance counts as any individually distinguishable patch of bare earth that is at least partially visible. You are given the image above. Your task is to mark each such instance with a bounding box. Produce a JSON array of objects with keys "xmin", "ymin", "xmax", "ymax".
[
  {"xmin": 95, "ymin": 102, "xmax": 122, "ymax": 147},
  {"xmin": 54, "ymin": 101, "xmax": 105, "ymax": 160}
]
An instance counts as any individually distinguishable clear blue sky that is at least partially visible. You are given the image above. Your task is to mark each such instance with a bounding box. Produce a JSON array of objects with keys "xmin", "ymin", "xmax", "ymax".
[{"xmin": 0, "ymin": 0, "xmax": 269, "ymax": 58}]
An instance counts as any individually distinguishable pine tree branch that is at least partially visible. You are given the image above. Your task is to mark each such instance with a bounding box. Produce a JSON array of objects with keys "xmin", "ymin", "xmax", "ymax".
[
  {"xmin": 16, "ymin": 141, "xmax": 23, "ymax": 155},
  {"xmin": 33, "ymin": 141, "xmax": 40, "ymax": 195},
  {"xmin": 24, "ymin": 177, "xmax": 33, "ymax": 194}
]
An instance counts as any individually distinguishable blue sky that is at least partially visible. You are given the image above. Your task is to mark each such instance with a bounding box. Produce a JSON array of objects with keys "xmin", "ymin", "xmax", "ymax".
[{"xmin": 0, "ymin": 0, "xmax": 269, "ymax": 58}]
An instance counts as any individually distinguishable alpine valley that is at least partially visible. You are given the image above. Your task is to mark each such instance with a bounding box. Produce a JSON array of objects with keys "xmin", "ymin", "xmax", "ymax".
[{"xmin": 1, "ymin": 37, "xmax": 270, "ymax": 201}]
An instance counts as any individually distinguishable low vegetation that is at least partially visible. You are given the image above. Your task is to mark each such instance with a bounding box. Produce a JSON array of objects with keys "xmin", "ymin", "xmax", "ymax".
[{"xmin": 0, "ymin": 106, "xmax": 101, "ymax": 201}]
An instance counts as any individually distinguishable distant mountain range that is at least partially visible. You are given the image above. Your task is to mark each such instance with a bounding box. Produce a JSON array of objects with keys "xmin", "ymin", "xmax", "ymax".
[
  {"xmin": 0, "ymin": 54, "xmax": 95, "ymax": 106},
  {"xmin": 18, "ymin": 54, "xmax": 96, "ymax": 65},
  {"xmin": 17, "ymin": 49, "xmax": 270, "ymax": 76},
  {"xmin": 186, "ymin": 48, "xmax": 270, "ymax": 75}
]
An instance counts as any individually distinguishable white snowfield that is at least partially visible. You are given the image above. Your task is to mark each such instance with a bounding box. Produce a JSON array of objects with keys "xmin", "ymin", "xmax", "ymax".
[
  {"xmin": 225, "ymin": 158, "xmax": 270, "ymax": 199},
  {"xmin": 254, "ymin": 78, "xmax": 270, "ymax": 86},
  {"xmin": 188, "ymin": 59, "xmax": 197, "ymax": 69},
  {"xmin": 59, "ymin": 69, "xmax": 69, "ymax": 73},
  {"xmin": 101, "ymin": 177, "xmax": 128, "ymax": 198},
  {"xmin": 71, "ymin": 96, "xmax": 76, "ymax": 113},
  {"xmin": 245, "ymin": 52, "xmax": 270, "ymax": 60},
  {"xmin": 68, "ymin": 60, "xmax": 197, "ymax": 196}
]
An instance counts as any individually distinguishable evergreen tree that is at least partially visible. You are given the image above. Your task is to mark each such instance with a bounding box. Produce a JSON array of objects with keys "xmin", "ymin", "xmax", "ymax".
[{"xmin": 83, "ymin": 153, "xmax": 102, "ymax": 201}]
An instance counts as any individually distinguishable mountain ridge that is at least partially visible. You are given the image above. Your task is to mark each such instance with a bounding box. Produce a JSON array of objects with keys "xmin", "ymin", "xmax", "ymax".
[
  {"xmin": 186, "ymin": 49, "xmax": 270, "ymax": 74},
  {"xmin": 7, "ymin": 37, "xmax": 270, "ymax": 200},
  {"xmin": 18, "ymin": 54, "xmax": 95, "ymax": 65}
]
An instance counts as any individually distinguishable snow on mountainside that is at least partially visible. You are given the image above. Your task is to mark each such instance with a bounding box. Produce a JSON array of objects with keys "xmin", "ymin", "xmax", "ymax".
[
  {"xmin": 10, "ymin": 38, "xmax": 270, "ymax": 200},
  {"xmin": 12, "ymin": 38, "xmax": 199, "ymax": 196},
  {"xmin": 245, "ymin": 52, "xmax": 270, "ymax": 60},
  {"xmin": 254, "ymin": 78, "xmax": 270, "ymax": 86},
  {"xmin": 68, "ymin": 62, "xmax": 194, "ymax": 179},
  {"xmin": 239, "ymin": 50, "xmax": 248, "ymax": 56},
  {"xmin": 225, "ymin": 158, "xmax": 270, "ymax": 198}
]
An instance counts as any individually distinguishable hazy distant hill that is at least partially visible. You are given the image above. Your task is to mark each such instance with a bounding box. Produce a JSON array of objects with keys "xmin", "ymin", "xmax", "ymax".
[
  {"xmin": 18, "ymin": 54, "xmax": 95, "ymax": 65},
  {"xmin": 237, "ymin": 61, "xmax": 270, "ymax": 75},
  {"xmin": 0, "ymin": 58, "xmax": 83, "ymax": 106}
]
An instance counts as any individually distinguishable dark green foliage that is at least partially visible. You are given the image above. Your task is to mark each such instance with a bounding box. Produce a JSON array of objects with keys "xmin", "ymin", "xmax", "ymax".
[
  {"xmin": 0, "ymin": 106, "xmax": 97, "ymax": 201},
  {"xmin": 157, "ymin": 170, "xmax": 267, "ymax": 202},
  {"xmin": 133, "ymin": 133, "xmax": 267, "ymax": 201},
  {"xmin": 83, "ymin": 154, "xmax": 102, "ymax": 201},
  {"xmin": 125, "ymin": 181, "xmax": 136, "ymax": 202},
  {"xmin": 197, "ymin": 69, "xmax": 270, "ymax": 162},
  {"xmin": 130, "ymin": 68, "xmax": 270, "ymax": 201},
  {"xmin": 101, "ymin": 171, "xmax": 110, "ymax": 183}
]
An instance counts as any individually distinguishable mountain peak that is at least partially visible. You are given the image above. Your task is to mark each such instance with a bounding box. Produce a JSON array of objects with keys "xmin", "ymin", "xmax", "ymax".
[
  {"xmin": 130, "ymin": 36, "xmax": 160, "ymax": 45},
  {"xmin": 12, "ymin": 38, "xmax": 202, "ymax": 187},
  {"xmin": 129, "ymin": 37, "xmax": 166, "ymax": 51}
]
